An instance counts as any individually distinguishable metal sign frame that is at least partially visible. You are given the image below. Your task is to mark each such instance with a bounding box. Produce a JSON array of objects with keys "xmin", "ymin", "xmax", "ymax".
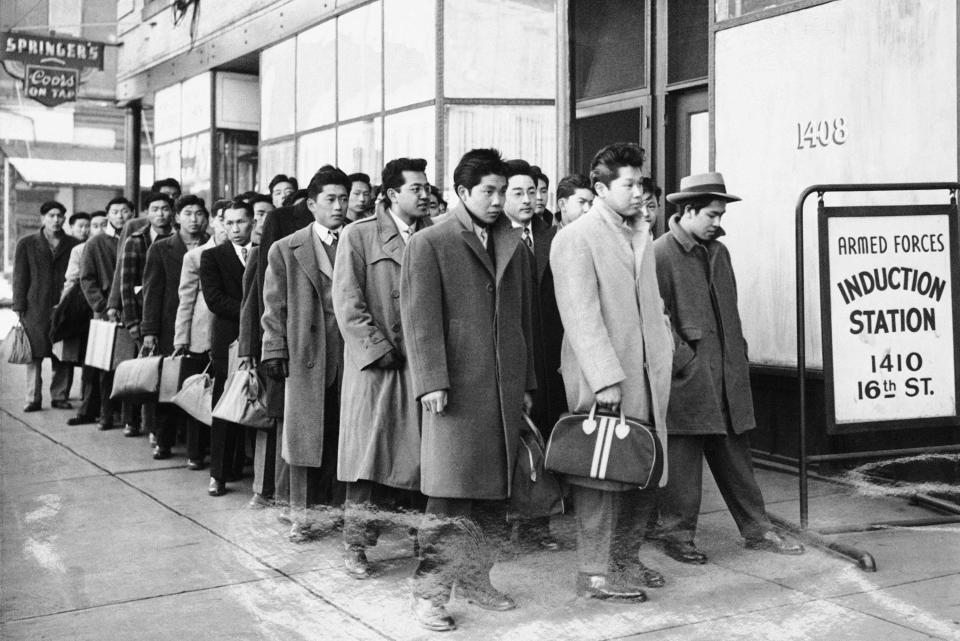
[{"xmin": 818, "ymin": 203, "xmax": 960, "ymax": 434}]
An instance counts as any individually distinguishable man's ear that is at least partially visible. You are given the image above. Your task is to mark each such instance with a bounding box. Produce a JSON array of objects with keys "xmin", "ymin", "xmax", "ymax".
[
  {"xmin": 456, "ymin": 184, "xmax": 470, "ymax": 202},
  {"xmin": 593, "ymin": 182, "xmax": 608, "ymax": 198}
]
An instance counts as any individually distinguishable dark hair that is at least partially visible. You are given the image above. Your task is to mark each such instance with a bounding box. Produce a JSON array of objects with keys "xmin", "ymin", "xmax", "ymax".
[
  {"xmin": 249, "ymin": 194, "xmax": 273, "ymax": 207},
  {"xmin": 429, "ymin": 184, "xmax": 446, "ymax": 207},
  {"xmin": 238, "ymin": 190, "xmax": 259, "ymax": 203},
  {"xmin": 224, "ymin": 198, "xmax": 253, "ymax": 218},
  {"xmin": 90, "ymin": 210, "xmax": 107, "ymax": 220},
  {"xmin": 307, "ymin": 165, "xmax": 351, "ymax": 199},
  {"xmin": 589, "ymin": 142, "xmax": 646, "ymax": 188},
  {"xmin": 453, "ymin": 148, "xmax": 507, "ymax": 194},
  {"xmin": 504, "ymin": 159, "xmax": 537, "ymax": 186},
  {"xmin": 556, "ymin": 174, "xmax": 592, "ymax": 201},
  {"xmin": 269, "ymin": 174, "xmax": 298, "ymax": 191},
  {"xmin": 68, "ymin": 212, "xmax": 90, "ymax": 225},
  {"xmin": 347, "ymin": 172, "xmax": 371, "ymax": 189},
  {"xmin": 282, "ymin": 189, "xmax": 308, "ymax": 208},
  {"xmin": 640, "ymin": 177, "xmax": 662, "ymax": 201},
  {"xmin": 531, "ymin": 165, "xmax": 550, "ymax": 188},
  {"xmin": 151, "ymin": 177, "xmax": 181, "ymax": 194},
  {"xmin": 211, "ymin": 198, "xmax": 232, "ymax": 218},
  {"xmin": 381, "ymin": 158, "xmax": 428, "ymax": 208},
  {"xmin": 106, "ymin": 196, "xmax": 134, "ymax": 211},
  {"xmin": 175, "ymin": 194, "xmax": 207, "ymax": 214},
  {"xmin": 680, "ymin": 195, "xmax": 717, "ymax": 215},
  {"xmin": 143, "ymin": 192, "xmax": 174, "ymax": 210},
  {"xmin": 40, "ymin": 200, "xmax": 66, "ymax": 216}
]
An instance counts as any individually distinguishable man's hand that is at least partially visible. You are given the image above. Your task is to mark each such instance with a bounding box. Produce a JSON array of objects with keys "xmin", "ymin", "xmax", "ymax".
[
  {"xmin": 522, "ymin": 392, "xmax": 533, "ymax": 414},
  {"xmin": 421, "ymin": 390, "xmax": 448, "ymax": 416},
  {"xmin": 238, "ymin": 356, "xmax": 257, "ymax": 370},
  {"xmin": 128, "ymin": 324, "xmax": 142, "ymax": 342},
  {"xmin": 106, "ymin": 308, "xmax": 119, "ymax": 322},
  {"xmin": 142, "ymin": 335, "xmax": 157, "ymax": 352},
  {"xmin": 596, "ymin": 383, "xmax": 621, "ymax": 410},
  {"xmin": 261, "ymin": 358, "xmax": 289, "ymax": 381},
  {"xmin": 372, "ymin": 349, "xmax": 404, "ymax": 369},
  {"xmin": 172, "ymin": 345, "xmax": 189, "ymax": 357}
]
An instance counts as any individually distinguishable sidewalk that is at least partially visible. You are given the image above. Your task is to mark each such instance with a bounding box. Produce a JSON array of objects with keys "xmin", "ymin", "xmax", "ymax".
[{"xmin": 1, "ymin": 359, "xmax": 959, "ymax": 640}]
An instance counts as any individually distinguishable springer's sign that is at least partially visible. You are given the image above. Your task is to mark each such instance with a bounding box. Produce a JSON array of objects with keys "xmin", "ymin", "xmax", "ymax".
[
  {"xmin": 819, "ymin": 205, "xmax": 960, "ymax": 432},
  {"xmin": 0, "ymin": 32, "xmax": 105, "ymax": 107}
]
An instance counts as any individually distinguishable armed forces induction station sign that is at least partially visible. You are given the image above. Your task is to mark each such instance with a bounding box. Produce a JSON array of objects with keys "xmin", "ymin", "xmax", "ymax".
[{"xmin": 819, "ymin": 205, "xmax": 960, "ymax": 433}]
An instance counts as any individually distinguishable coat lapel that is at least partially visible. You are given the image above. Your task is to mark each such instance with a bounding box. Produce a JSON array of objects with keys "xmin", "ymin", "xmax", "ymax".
[
  {"xmin": 590, "ymin": 202, "xmax": 635, "ymax": 274},
  {"xmin": 290, "ymin": 227, "xmax": 327, "ymax": 297},
  {"xmin": 452, "ymin": 204, "xmax": 495, "ymax": 279},
  {"xmin": 377, "ymin": 212, "xmax": 406, "ymax": 265},
  {"xmin": 492, "ymin": 217, "xmax": 521, "ymax": 286}
]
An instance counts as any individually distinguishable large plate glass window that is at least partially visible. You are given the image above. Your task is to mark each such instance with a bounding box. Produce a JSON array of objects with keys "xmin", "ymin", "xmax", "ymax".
[{"xmin": 338, "ymin": 2, "xmax": 383, "ymax": 120}]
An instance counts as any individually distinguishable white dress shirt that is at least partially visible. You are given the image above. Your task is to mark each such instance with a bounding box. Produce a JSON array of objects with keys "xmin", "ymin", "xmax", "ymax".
[
  {"xmin": 232, "ymin": 241, "xmax": 253, "ymax": 266},
  {"xmin": 510, "ymin": 219, "xmax": 534, "ymax": 250},
  {"xmin": 312, "ymin": 222, "xmax": 339, "ymax": 246},
  {"xmin": 388, "ymin": 210, "xmax": 414, "ymax": 244}
]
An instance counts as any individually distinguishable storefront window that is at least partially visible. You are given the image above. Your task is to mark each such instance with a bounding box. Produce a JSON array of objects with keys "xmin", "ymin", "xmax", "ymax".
[
  {"xmin": 259, "ymin": 140, "xmax": 296, "ymax": 192},
  {"xmin": 444, "ymin": 0, "xmax": 556, "ymax": 99},
  {"xmin": 446, "ymin": 105, "xmax": 556, "ymax": 193},
  {"xmin": 260, "ymin": 39, "xmax": 296, "ymax": 140},
  {"xmin": 180, "ymin": 132, "xmax": 212, "ymax": 202},
  {"xmin": 669, "ymin": 0, "xmax": 709, "ymax": 83},
  {"xmin": 384, "ymin": 106, "xmax": 436, "ymax": 183},
  {"xmin": 296, "ymin": 21, "xmax": 336, "ymax": 131},
  {"xmin": 716, "ymin": 0, "xmax": 803, "ymax": 20},
  {"xmin": 155, "ymin": 141, "xmax": 181, "ymax": 185},
  {"xmin": 296, "ymin": 128, "xmax": 336, "ymax": 181},
  {"xmin": 181, "ymin": 72, "xmax": 211, "ymax": 136},
  {"xmin": 384, "ymin": 0, "xmax": 436, "ymax": 110},
  {"xmin": 338, "ymin": 2, "xmax": 382, "ymax": 120},
  {"xmin": 338, "ymin": 117, "xmax": 383, "ymax": 178},
  {"xmin": 154, "ymin": 84, "xmax": 181, "ymax": 144},
  {"xmin": 572, "ymin": 0, "xmax": 645, "ymax": 99}
]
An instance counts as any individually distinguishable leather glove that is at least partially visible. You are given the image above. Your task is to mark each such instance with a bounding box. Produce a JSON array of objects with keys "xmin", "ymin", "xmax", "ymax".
[
  {"xmin": 372, "ymin": 349, "xmax": 404, "ymax": 370},
  {"xmin": 261, "ymin": 358, "xmax": 289, "ymax": 381}
]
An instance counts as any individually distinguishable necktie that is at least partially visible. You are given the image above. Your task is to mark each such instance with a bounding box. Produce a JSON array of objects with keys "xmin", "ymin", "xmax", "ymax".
[
  {"xmin": 240, "ymin": 246, "xmax": 248, "ymax": 264},
  {"xmin": 522, "ymin": 227, "xmax": 533, "ymax": 252},
  {"xmin": 330, "ymin": 230, "xmax": 339, "ymax": 245},
  {"xmin": 479, "ymin": 228, "xmax": 488, "ymax": 249}
]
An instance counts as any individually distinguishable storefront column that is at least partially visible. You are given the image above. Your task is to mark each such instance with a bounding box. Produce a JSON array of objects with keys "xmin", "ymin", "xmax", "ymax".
[{"xmin": 125, "ymin": 101, "xmax": 142, "ymax": 203}]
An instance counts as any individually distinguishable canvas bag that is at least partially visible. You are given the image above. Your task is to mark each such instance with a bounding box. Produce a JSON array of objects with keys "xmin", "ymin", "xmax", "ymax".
[
  {"xmin": 158, "ymin": 354, "xmax": 208, "ymax": 403},
  {"xmin": 110, "ymin": 346, "xmax": 164, "ymax": 402},
  {"xmin": 172, "ymin": 364, "xmax": 213, "ymax": 426},
  {"xmin": 211, "ymin": 366, "xmax": 274, "ymax": 429},
  {"xmin": 85, "ymin": 319, "xmax": 136, "ymax": 371},
  {"xmin": 508, "ymin": 413, "xmax": 564, "ymax": 521},
  {"xmin": 544, "ymin": 404, "xmax": 664, "ymax": 489},
  {"xmin": 5, "ymin": 323, "xmax": 33, "ymax": 365}
]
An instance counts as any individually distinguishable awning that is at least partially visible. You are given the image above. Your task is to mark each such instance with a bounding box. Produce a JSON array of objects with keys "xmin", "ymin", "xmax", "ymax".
[{"xmin": 7, "ymin": 156, "xmax": 154, "ymax": 189}]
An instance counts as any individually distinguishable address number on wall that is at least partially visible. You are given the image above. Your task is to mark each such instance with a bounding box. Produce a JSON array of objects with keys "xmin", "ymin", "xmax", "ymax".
[{"xmin": 797, "ymin": 118, "xmax": 847, "ymax": 149}]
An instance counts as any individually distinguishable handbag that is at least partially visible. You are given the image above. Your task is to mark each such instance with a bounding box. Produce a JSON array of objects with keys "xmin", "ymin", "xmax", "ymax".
[
  {"xmin": 508, "ymin": 413, "xmax": 564, "ymax": 521},
  {"xmin": 544, "ymin": 404, "xmax": 664, "ymax": 489},
  {"xmin": 85, "ymin": 319, "xmax": 136, "ymax": 371},
  {"xmin": 172, "ymin": 364, "xmax": 214, "ymax": 426},
  {"xmin": 52, "ymin": 337, "xmax": 85, "ymax": 365},
  {"xmin": 5, "ymin": 323, "xmax": 33, "ymax": 365},
  {"xmin": 211, "ymin": 365, "xmax": 274, "ymax": 429},
  {"xmin": 158, "ymin": 354, "xmax": 208, "ymax": 403},
  {"xmin": 110, "ymin": 346, "xmax": 164, "ymax": 402}
]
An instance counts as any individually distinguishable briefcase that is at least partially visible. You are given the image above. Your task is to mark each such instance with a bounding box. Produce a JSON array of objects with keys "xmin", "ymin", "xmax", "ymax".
[
  {"xmin": 158, "ymin": 354, "xmax": 208, "ymax": 403},
  {"xmin": 111, "ymin": 348, "xmax": 164, "ymax": 402},
  {"xmin": 52, "ymin": 336, "xmax": 84, "ymax": 365},
  {"xmin": 544, "ymin": 404, "xmax": 664, "ymax": 489},
  {"xmin": 211, "ymin": 367, "xmax": 274, "ymax": 429},
  {"xmin": 508, "ymin": 413, "xmax": 564, "ymax": 521},
  {"xmin": 85, "ymin": 319, "xmax": 137, "ymax": 371}
]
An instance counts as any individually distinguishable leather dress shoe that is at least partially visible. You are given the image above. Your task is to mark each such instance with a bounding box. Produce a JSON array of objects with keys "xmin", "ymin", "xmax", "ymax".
[
  {"xmin": 23, "ymin": 402, "xmax": 41, "ymax": 412},
  {"xmin": 152, "ymin": 446, "xmax": 172, "ymax": 460},
  {"xmin": 458, "ymin": 583, "xmax": 517, "ymax": 611},
  {"xmin": 51, "ymin": 400, "xmax": 73, "ymax": 410},
  {"xmin": 539, "ymin": 534, "xmax": 561, "ymax": 551},
  {"xmin": 663, "ymin": 540, "xmax": 708, "ymax": 564},
  {"xmin": 246, "ymin": 493, "xmax": 270, "ymax": 508},
  {"xmin": 745, "ymin": 531, "xmax": 805, "ymax": 555},
  {"xmin": 411, "ymin": 596, "xmax": 456, "ymax": 631},
  {"xmin": 208, "ymin": 477, "xmax": 226, "ymax": 497},
  {"xmin": 98, "ymin": 421, "xmax": 116, "ymax": 431},
  {"xmin": 123, "ymin": 424, "xmax": 142, "ymax": 437},
  {"xmin": 617, "ymin": 561, "xmax": 666, "ymax": 588},
  {"xmin": 67, "ymin": 414, "xmax": 97, "ymax": 426},
  {"xmin": 187, "ymin": 459, "xmax": 206, "ymax": 471},
  {"xmin": 343, "ymin": 546, "xmax": 373, "ymax": 579},
  {"xmin": 576, "ymin": 573, "xmax": 647, "ymax": 603}
]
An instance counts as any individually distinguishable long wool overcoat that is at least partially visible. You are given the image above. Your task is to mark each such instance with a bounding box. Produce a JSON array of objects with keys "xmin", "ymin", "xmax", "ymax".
[
  {"xmin": 333, "ymin": 210, "xmax": 431, "ymax": 490},
  {"xmin": 12, "ymin": 231, "xmax": 79, "ymax": 357},
  {"xmin": 653, "ymin": 214, "xmax": 756, "ymax": 435},
  {"xmin": 550, "ymin": 200, "xmax": 674, "ymax": 489},
  {"xmin": 400, "ymin": 203, "xmax": 536, "ymax": 500},
  {"xmin": 262, "ymin": 226, "xmax": 343, "ymax": 467}
]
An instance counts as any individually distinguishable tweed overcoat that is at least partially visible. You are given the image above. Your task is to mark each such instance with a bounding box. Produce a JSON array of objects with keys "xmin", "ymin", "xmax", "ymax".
[
  {"xmin": 261, "ymin": 226, "xmax": 344, "ymax": 467},
  {"xmin": 79, "ymin": 232, "xmax": 119, "ymax": 317},
  {"xmin": 12, "ymin": 231, "xmax": 79, "ymax": 357},
  {"xmin": 550, "ymin": 200, "xmax": 673, "ymax": 489},
  {"xmin": 173, "ymin": 238, "xmax": 215, "ymax": 352},
  {"xmin": 142, "ymin": 232, "xmax": 208, "ymax": 354},
  {"xmin": 106, "ymin": 217, "xmax": 150, "ymax": 313},
  {"xmin": 333, "ymin": 210, "xmax": 430, "ymax": 490},
  {"xmin": 653, "ymin": 215, "xmax": 755, "ymax": 435},
  {"xmin": 400, "ymin": 203, "xmax": 536, "ymax": 500}
]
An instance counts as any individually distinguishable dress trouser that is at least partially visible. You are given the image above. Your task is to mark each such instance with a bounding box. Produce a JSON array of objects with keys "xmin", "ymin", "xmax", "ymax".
[
  {"xmin": 209, "ymin": 356, "xmax": 241, "ymax": 482},
  {"xmin": 143, "ymin": 402, "xmax": 175, "ymax": 449},
  {"xmin": 572, "ymin": 486, "xmax": 655, "ymax": 575},
  {"xmin": 343, "ymin": 481, "xmax": 420, "ymax": 549},
  {"xmin": 657, "ymin": 431, "xmax": 771, "ymax": 543},
  {"xmin": 287, "ymin": 385, "xmax": 344, "ymax": 511},
  {"xmin": 25, "ymin": 356, "xmax": 73, "ymax": 404},
  {"xmin": 98, "ymin": 370, "xmax": 119, "ymax": 426},
  {"xmin": 77, "ymin": 365, "xmax": 101, "ymax": 418},
  {"xmin": 252, "ymin": 428, "xmax": 277, "ymax": 498}
]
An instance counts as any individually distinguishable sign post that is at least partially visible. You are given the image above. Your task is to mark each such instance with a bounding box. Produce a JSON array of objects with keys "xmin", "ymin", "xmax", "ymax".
[{"xmin": 0, "ymin": 32, "xmax": 106, "ymax": 107}]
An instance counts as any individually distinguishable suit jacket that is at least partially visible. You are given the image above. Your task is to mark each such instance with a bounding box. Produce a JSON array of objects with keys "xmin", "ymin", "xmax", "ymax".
[
  {"xmin": 79, "ymin": 232, "xmax": 119, "ymax": 317},
  {"xmin": 106, "ymin": 217, "xmax": 150, "ymax": 313},
  {"xmin": 199, "ymin": 241, "xmax": 246, "ymax": 360},
  {"xmin": 262, "ymin": 226, "xmax": 343, "ymax": 467},
  {"xmin": 400, "ymin": 203, "xmax": 536, "ymax": 500},
  {"xmin": 12, "ymin": 231, "xmax": 80, "ymax": 356},
  {"xmin": 142, "ymin": 232, "xmax": 209, "ymax": 354},
  {"xmin": 173, "ymin": 237, "xmax": 215, "ymax": 352},
  {"xmin": 120, "ymin": 226, "xmax": 170, "ymax": 331}
]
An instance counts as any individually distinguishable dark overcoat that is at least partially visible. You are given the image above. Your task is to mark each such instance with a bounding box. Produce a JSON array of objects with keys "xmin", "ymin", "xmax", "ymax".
[
  {"xmin": 12, "ymin": 231, "xmax": 79, "ymax": 357},
  {"xmin": 142, "ymin": 232, "xmax": 208, "ymax": 354},
  {"xmin": 400, "ymin": 203, "xmax": 536, "ymax": 500},
  {"xmin": 653, "ymin": 214, "xmax": 755, "ymax": 435},
  {"xmin": 333, "ymin": 210, "xmax": 430, "ymax": 490}
]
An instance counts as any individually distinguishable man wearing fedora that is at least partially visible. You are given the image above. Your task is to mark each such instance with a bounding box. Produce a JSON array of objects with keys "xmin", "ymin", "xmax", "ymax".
[{"xmin": 652, "ymin": 172, "xmax": 804, "ymax": 563}]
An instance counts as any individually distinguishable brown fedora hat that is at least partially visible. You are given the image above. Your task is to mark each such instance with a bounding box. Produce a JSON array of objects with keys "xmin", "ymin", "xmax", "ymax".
[{"xmin": 666, "ymin": 172, "xmax": 741, "ymax": 204}]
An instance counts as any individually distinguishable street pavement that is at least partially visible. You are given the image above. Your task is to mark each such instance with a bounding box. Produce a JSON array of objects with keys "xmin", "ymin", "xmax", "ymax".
[{"xmin": 1, "ymin": 355, "xmax": 959, "ymax": 640}]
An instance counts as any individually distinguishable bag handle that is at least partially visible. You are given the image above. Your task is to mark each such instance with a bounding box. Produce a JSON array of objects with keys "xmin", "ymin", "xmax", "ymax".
[
  {"xmin": 244, "ymin": 369, "xmax": 261, "ymax": 403},
  {"xmin": 521, "ymin": 412, "xmax": 546, "ymax": 450},
  {"xmin": 138, "ymin": 344, "xmax": 156, "ymax": 358}
]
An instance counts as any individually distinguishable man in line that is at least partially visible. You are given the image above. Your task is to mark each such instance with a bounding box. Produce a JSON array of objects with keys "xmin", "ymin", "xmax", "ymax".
[
  {"xmin": 653, "ymin": 172, "xmax": 804, "ymax": 563},
  {"xmin": 551, "ymin": 142, "xmax": 674, "ymax": 603},
  {"xmin": 119, "ymin": 192, "xmax": 175, "ymax": 449},
  {"xmin": 142, "ymin": 195, "xmax": 210, "ymax": 459},
  {"xmin": 261, "ymin": 167, "xmax": 350, "ymax": 537},
  {"xmin": 269, "ymin": 174, "xmax": 297, "ymax": 209},
  {"xmin": 531, "ymin": 166, "xmax": 554, "ymax": 228},
  {"xmin": 250, "ymin": 194, "xmax": 274, "ymax": 245},
  {"xmin": 80, "ymin": 197, "xmax": 134, "ymax": 430},
  {"xmin": 12, "ymin": 201, "xmax": 79, "ymax": 412},
  {"xmin": 347, "ymin": 172, "xmax": 373, "ymax": 221},
  {"xmin": 333, "ymin": 157, "xmax": 432, "ymax": 578},
  {"xmin": 555, "ymin": 174, "xmax": 594, "ymax": 228},
  {"xmin": 69, "ymin": 212, "xmax": 91, "ymax": 242},
  {"xmin": 401, "ymin": 148, "xmax": 535, "ymax": 631}
]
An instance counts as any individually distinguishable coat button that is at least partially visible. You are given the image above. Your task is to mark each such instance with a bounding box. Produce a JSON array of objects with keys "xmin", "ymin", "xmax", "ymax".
[
  {"xmin": 310, "ymin": 324, "xmax": 317, "ymax": 333},
  {"xmin": 486, "ymin": 283, "xmax": 493, "ymax": 292},
  {"xmin": 391, "ymin": 289, "xmax": 400, "ymax": 298},
  {"xmin": 392, "ymin": 323, "xmax": 401, "ymax": 333},
  {"xmin": 306, "ymin": 361, "xmax": 315, "ymax": 368}
]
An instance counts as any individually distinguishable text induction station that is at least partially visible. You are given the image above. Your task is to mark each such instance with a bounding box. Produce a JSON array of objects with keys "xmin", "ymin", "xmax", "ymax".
[{"xmin": 819, "ymin": 204, "xmax": 960, "ymax": 433}]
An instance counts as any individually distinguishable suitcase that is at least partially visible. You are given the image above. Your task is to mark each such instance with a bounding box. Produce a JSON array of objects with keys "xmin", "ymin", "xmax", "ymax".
[{"xmin": 158, "ymin": 354, "xmax": 208, "ymax": 403}]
